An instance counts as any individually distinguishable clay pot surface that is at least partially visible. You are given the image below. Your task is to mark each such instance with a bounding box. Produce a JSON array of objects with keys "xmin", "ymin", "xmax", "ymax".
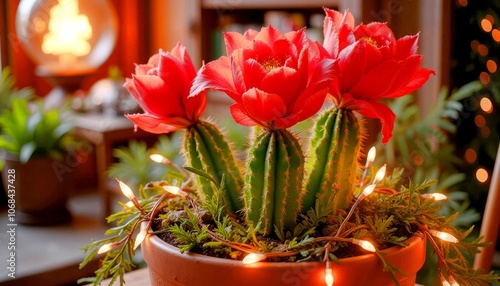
[
  {"xmin": 1, "ymin": 153, "xmax": 73, "ymax": 225},
  {"xmin": 142, "ymin": 228, "xmax": 426, "ymax": 286}
]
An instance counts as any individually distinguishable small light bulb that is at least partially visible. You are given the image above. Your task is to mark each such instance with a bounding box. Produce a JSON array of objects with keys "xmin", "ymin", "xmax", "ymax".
[
  {"xmin": 372, "ymin": 164, "xmax": 386, "ymax": 185},
  {"xmin": 448, "ymin": 275, "xmax": 459, "ymax": 286},
  {"xmin": 429, "ymin": 230, "xmax": 459, "ymax": 243},
  {"xmin": 98, "ymin": 242, "xmax": 116, "ymax": 254},
  {"xmin": 133, "ymin": 229, "xmax": 147, "ymax": 250},
  {"xmin": 360, "ymin": 184, "xmax": 376, "ymax": 198},
  {"xmin": 117, "ymin": 179, "xmax": 135, "ymax": 201},
  {"xmin": 421, "ymin": 193, "xmax": 447, "ymax": 201},
  {"xmin": 324, "ymin": 267, "xmax": 334, "ymax": 286},
  {"xmin": 352, "ymin": 239, "xmax": 376, "ymax": 252},
  {"xmin": 242, "ymin": 253, "xmax": 266, "ymax": 264},
  {"xmin": 150, "ymin": 154, "xmax": 167, "ymax": 164},
  {"xmin": 163, "ymin": 185, "xmax": 186, "ymax": 197},
  {"xmin": 366, "ymin": 146, "xmax": 376, "ymax": 167},
  {"xmin": 440, "ymin": 273, "xmax": 452, "ymax": 286}
]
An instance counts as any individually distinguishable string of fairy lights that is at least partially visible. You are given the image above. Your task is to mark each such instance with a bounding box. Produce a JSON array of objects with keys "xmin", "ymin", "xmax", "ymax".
[
  {"xmin": 456, "ymin": 0, "xmax": 498, "ymax": 186},
  {"xmin": 95, "ymin": 146, "xmax": 462, "ymax": 286}
]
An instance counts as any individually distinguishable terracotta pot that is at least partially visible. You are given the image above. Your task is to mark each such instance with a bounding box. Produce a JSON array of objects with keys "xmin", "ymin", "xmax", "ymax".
[
  {"xmin": 1, "ymin": 153, "xmax": 73, "ymax": 225},
  {"xmin": 142, "ymin": 228, "xmax": 426, "ymax": 286}
]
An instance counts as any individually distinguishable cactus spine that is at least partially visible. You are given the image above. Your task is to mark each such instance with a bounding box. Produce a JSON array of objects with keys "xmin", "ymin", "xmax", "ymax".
[
  {"xmin": 302, "ymin": 108, "xmax": 364, "ymax": 213},
  {"xmin": 244, "ymin": 129, "xmax": 304, "ymax": 236},
  {"xmin": 184, "ymin": 121, "xmax": 243, "ymax": 213}
]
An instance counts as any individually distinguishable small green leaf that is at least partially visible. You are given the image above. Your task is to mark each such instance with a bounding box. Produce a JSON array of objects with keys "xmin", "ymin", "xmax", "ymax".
[{"xmin": 19, "ymin": 142, "xmax": 36, "ymax": 163}]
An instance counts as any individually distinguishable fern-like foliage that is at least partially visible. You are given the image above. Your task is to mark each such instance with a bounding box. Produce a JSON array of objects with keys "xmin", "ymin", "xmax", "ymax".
[
  {"xmin": 107, "ymin": 134, "xmax": 183, "ymax": 189},
  {"xmin": 375, "ymin": 82, "xmax": 484, "ymax": 227}
]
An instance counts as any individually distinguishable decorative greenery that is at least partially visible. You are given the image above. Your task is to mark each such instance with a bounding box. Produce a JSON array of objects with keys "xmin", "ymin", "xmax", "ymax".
[
  {"xmin": 0, "ymin": 67, "xmax": 34, "ymax": 115},
  {"xmin": 107, "ymin": 133, "xmax": 183, "ymax": 190},
  {"xmin": 0, "ymin": 98, "xmax": 73, "ymax": 167}
]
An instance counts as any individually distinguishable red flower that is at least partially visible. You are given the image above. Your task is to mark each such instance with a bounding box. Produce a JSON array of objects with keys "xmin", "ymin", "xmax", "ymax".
[
  {"xmin": 190, "ymin": 26, "xmax": 337, "ymax": 130},
  {"xmin": 124, "ymin": 43, "xmax": 206, "ymax": 134},
  {"xmin": 323, "ymin": 8, "xmax": 435, "ymax": 143}
]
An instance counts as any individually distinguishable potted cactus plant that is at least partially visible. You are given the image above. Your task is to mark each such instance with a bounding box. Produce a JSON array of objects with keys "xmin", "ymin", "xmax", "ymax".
[{"xmin": 80, "ymin": 8, "xmax": 500, "ymax": 286}]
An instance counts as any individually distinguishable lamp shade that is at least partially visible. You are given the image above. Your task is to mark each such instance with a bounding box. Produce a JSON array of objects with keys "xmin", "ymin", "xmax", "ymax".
[{"xmin": 15, "ymin": 0, "xmax": 118, "ymax": 77}]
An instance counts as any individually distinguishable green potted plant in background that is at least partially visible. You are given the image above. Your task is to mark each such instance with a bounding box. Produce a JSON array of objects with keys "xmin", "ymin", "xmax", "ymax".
[
  {"xmin": 0, "ymin": 96, "xmax": 74, "ymax": 225},
  {"xmin": 80, "ymin": 8, "xmax": 500, "ymax": 286}
]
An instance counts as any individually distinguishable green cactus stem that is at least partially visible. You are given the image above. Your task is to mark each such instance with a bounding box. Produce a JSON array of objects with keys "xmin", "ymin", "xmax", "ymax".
[
  {"xmin": 184, "ymin": 121, "xmax": 243, "ymax": 213},
  {"xmin": 302, "ymin": 107, "xmax": 364, "ymax": 213},
  {"xmin": 243, "ymin": 129, "xmax": 304, "ymax": 236}
]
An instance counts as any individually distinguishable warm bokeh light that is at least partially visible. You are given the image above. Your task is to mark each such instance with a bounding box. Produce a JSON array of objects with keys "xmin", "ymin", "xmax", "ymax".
[
  {"xmin": 486, "ymin": 60, "xmax": 497, "ymax": 73},
  {"xmin": 470, "ymin": 40, "xmax": 479, "ymax": 51},
  {"xmin": 413, "ymin": 154, "xmax": 424, "ymax": 166},
  {"xmin": 480, "ymin": 72, "xmax": 490, "ymax": 84},
  {"xmin": 476, "ymin": 168, "xmax": 489, "ymax": 183},
  {"xmin": 493, "ymin": 29, "xmax": 500, "ymax": 42},
  {"xmin": 458, "ymin": 0, "xmax": 467, "ymax": 7},
  {"xmin": 481, "ymin": 18, "xmax": 493, "ymax": 32},
  {"xmin": 480, "ymin": 97, "xmax": 493, "ymax": 113},
  {"xmin": 242, "ymin": 253, "xmax": 266, "ymax": 264},
  {"xmin": 474, "ymin": 114, "xmax": 486, "ymax": 127},
  {"xmin": 465, "ymin": 148, "xmax": 477, "ymax": 164},
  {"xmin": 481, "ymin": 126, "xmax": 491, "ymax": 138},
  {"xmin": 477, "ymin": 44, "xmax": 489, "ymax": 56},
  {"xmin": 485, "ymin": 14, "xmax": 495, "ymax": 24}
]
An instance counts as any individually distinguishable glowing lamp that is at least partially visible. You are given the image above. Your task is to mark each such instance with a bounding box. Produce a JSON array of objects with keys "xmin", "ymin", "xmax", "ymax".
[{"xmin": 15, "ymin": 0, "xmax": 118, "ymax": 92}]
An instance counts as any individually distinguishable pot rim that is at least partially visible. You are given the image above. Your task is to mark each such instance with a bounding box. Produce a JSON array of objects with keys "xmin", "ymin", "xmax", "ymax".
[{"xmin": 143, "ymin": 221, "xmax": 425, "ymax": 267}]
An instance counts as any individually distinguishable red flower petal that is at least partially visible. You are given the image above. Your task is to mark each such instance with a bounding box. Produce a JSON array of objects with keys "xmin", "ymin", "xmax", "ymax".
[
  {"xmin": 240, "ymin": 88, "xmax": 287, "ymax": 126},
  {"xmin": 224, "ymin": 32, "xmax": 251, "ymax": 56},
  {"xmin": 190, "ymin": 56, "xmax": 240, "ymax": 101},
  {"xmin": 132, "ymin": 75, "xmax": 183, "ymax": 117},
  {"xmin": 394, "ymin": 34, "xmax": 419, "ymax": 60},
  {"xmin": 260, "ymin": 66, "xmax": 300, "ymax": 107},
  {"xmin": 125, "ymin": 113, "xmax": 191, "ymax": 134},
  {"xmin": 349, "ymin": 60, "xmax": 401, "ymax": 101},
  {"xmin": 346, "ymin": 99, "xmax": 396, "ymax": 144},
  {"xmin": 229, "ymin": 104, "xmax": 258, "ymax": 126}
]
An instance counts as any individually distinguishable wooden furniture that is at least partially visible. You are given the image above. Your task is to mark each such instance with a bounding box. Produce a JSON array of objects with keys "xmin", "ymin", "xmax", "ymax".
[
  {"xmin": 85, "ymin": 267, "xmax": 150, "ymax": 286},
  {"xmin": 474, "ymin": 143, "xmax": 500, "ymax": 272},
  {"xmin": 72, "ymin": 112, "xmax": 158, "ymax": 221}
]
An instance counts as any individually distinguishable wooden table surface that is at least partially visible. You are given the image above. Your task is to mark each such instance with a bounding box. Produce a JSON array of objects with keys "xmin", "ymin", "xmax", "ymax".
[{"xmin": 85, "ymin": 267, "xmax": 150, "ymax": 285}]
